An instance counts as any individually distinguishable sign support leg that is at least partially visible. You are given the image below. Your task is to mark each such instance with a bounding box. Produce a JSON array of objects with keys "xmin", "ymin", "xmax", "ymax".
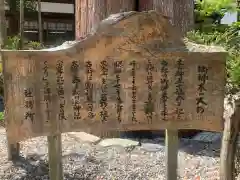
[
  {"xmin": 165, "ymin": 129, "xmax": 178, "ymax": 180},
  {"xmin": 7, "ymin": 142, "xmax": 20, "ymax": 160},
  {"xmin": 48, "ymin": 134, "xmax": 63, "ymax": 180}
]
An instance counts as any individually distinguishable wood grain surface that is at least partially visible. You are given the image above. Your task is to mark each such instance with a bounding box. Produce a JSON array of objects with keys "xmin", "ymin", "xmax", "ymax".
[{"xmin": 1, "ymin": 11, "xmax": 226, "ymax": 143}]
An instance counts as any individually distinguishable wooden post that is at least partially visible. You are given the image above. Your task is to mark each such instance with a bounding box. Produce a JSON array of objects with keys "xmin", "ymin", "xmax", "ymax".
[
  {"xmin": 0, "ymin": 5, "xmax": 21, "ymax": 160},
  {"xmin": 165, "ymin": 129, "xmax": 178, "ymax": 180},
  {"xmin": 7, "ymin": 142, "xmax": 20, "ymax": 160},
  {"xmin": 48, "ymin": 134, "xmax": 63, "ymax": 180},
  {"xmin": 19, "ymin": 0, "xmax": 24, "ymax": 49},
  {"xmin": 220, "ymin": 98, "xmax": 240, "ymax": 180},
  {"xmin": 37, "ymin": 0, "xmax": 43, "ymax": 44}
]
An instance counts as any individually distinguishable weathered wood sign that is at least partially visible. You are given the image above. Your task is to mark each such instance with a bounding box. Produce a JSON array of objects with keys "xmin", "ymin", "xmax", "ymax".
[{"xmin": 2, "ymin": 11, "xmax": 226, "ymax": 143}]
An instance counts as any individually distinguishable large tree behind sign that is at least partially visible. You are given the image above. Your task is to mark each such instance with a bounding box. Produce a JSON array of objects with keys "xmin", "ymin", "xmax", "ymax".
[
  {"xmin": 138, "ymin": 0, "xmax": 194, "ymax": 35},
  {"xmin": 0, "ymin": 0, "xmax": 6, "ymax": 47},
  {"xmin": 75, "ymin": 0, "xmax": 136, "ymax": 39},
  {"xmin": 75, "ymin": 0, "xmax": 195, "ymax": 39}
]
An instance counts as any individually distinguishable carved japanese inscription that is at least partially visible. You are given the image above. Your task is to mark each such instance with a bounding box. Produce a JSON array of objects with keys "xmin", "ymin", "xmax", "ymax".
[
  {"xmin": 71, "ymin": 60, "xmax": 82, "ymax": 120},
  {"xmin": 85, "ymin": 61, "xmax": 94, "ymax": 119},
  {"xmin": 114, "ymin": 60, "xmax": 123, "ymax": 123},
  {"xmin": 42, "ymin": 61, "xmax": 51, "ymax": 122},
  {"xmin": 2, "ymin": 11, "xmax": 226, "ymax": 143},
  {"xmin": 175, "ymin": 59, "xmax": 185, "ymax": 120},
  {"xmin": 24, "ymin": 88, "xmax": 35, "ymax": 123}
]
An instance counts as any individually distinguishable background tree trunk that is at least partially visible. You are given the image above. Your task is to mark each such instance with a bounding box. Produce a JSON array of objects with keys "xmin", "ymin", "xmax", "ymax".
[
  {"xmin": 8, "ymin": 0, "xmax": 19, "ymax": 36},
  {"xmin": 220, "ymin": 98, "xmax": 240, "ymax": 180},
  {"xmin": 0, "ymin": 0, "xmax": 6, "ymax": 47},
  {"xmin": 75, "ymin": 0, "xmax": 136, "ymax": 39},
  {"xmin": 138, "ymin": 0, "xmax": 194, "ymax": 35},
  {"xmin": 19, "ymin": 0, "xmax": 24, "ymax": 49},
  {"xmin": 237, "ymin": 0, "xmax": 240, "ymax": 22},
  {"xmin": 37, "ymin": 0, "xmax": 43, "ymax": 44}
]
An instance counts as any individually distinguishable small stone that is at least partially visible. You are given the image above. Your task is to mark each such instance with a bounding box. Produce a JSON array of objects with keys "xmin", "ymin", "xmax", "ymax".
[
  {"xmin": 192, "ymin": 132, "xmax": 222, "ymax": 142},
  {"xmin": 67, "ymin": 132, "xmax": 101, "ymax": 143},
  {"xmin": 141, "ymin": 143, "xmax": 164, "ymax": 152},
  {"xmin": 98, "ymin": 138, "xmax": 139, "ymax": 148}
]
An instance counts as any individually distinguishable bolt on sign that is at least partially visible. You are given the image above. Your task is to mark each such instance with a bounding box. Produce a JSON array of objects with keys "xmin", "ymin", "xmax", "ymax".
[{"xmin": 1, "ymin": 11, "xmax": 226, "ymax": 144}]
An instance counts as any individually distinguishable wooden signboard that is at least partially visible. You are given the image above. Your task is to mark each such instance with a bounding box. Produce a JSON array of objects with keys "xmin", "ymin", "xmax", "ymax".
[{"xmin": 2, "ymin": 11, "xmax": 226, "ymax": 144}]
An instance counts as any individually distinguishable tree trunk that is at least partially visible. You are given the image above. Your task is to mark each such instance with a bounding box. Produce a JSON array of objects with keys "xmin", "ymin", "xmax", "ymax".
[
  {"xmin": 0, "ymin": 0, "xmax": 6, "ymax": 47},
  {"xmin": 220, "ymin": 97, "xmax": 240, "ymax": 180},
  {"xmin": 172, "ymin": 0, "xmax": 194, "ymax": 35},
  {"xmin": 19, "ymin": 0, "xmax": 24, "ymax": 49},
  {"xmin": 138, "ymin": 0, "xmax": 194, "ymax": 35},
  {"xmin": 37, "ymin": 0, "xmax": 43, "ymax": 44},
  {"xmin": 8, "ymin": 0, "xmax": 19, "ymax": 36},
  {"xmin": 75, "ymin": 0, "xmax": 136, "ymax": 39},
  {"xmin": 237, "ymin": 0, "xmax": 240, "ymax": 22}
]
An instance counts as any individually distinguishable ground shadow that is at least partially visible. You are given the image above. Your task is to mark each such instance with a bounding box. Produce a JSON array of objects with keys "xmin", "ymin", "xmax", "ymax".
[
  {"xmin": 120, "ymin": 130, "xmax": 221, "ymax": 158},
  {"xmin": 11, "ymin": 153, "xmax": 101, "ymax": 180}
]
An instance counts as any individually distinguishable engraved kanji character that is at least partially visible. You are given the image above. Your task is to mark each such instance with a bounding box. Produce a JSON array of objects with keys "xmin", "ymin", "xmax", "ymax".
[
  {"xmin": 176, "ymin": 59, "xmax": 184, "ymax": 66},
  {"xmin": 25, "ymin": 112, "xmax": 35, "ymax": 122},
  {"xmin": 198, "ymin": 83, "xmax": 207, "ymax": 92},
  {"xmin": 71, "ymin": 61, "xmax": 79, "ymax": 71},
  {"xmin": 72, "ymin": 76, "xmax": 81, "ymax": 84},
  {"xmin": 196, "ymin": 97, "xmax": 207, "ymax": 106},
  {"xmin": 24, "ymin": 100, "xmax": 34, "ymax": 109},
  {"xmin": 24, "ymin": 88, "xmax": 33, "ymax": 97},
  {"xmin": 57, "ymin": 77, "xmax": 64, "ymax": 85},
  {"xmin": 114, "ymin": 61, "xmax": 123, "ymax": 73},
  {"xmin": 56, "ymin": 61, "xmax": 64, "ymax": 73},
  {"xmin": 44, "ymin": 87, "xmax": 51, "ymax": 94},
  {"xmin": 198, "ymin": 65, "xmax": 208, "ymax": 73},
  {"xmin": 73, "ymin": 104, "xmax": 82, "ymax": 111},
  {"xmin": 59, "ymin": 113, "xmax": 66, "ymax": 120},
  {"xmin": 85, "ymin": 61, "xmax": 92, "ymax": 68},
  {"xmin": 57, "ymin": 88, "xmax": 64, "ymax": 97},
  {"xmin": 197, "ymin": 106, "xmax": 205, "ymax": 113},
  {"xmin": 161, "ymin": 60, "xmax": 168, "ymax": 66},
  {"xmin": 198, "ymin": 74, "xmax": 208, "ymax": 82},
  {"xmin": 88, "ymin": 112, "xmax": 94, "ymax": 118}
]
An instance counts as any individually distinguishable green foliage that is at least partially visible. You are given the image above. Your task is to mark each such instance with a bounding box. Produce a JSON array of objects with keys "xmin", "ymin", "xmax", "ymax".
[
  {"xmin": 25, "ymin": 41, "xmax": 45, "ymax": 50},
  {"xmin": 3, "ymin": 36, "xmax": 44, "ymax": 50},
  {"xmin": 6, "ymin": 0, "xmax": 37, "ymax": 12},
  {"xmin": 4, "ymin": 36, "xmax": 21, "ymax": 50},
  {"xmin": 196, "ymin": 0, "xmax": 236, "ymax": 16},
  {"xmin": 0, "ymin": 112, "xmax": 3, "ymax": 121},
  {"xmin": 187, "ymin": 22, "xmax": 240, "ymax": 93},
  {"xmin": 194, "ymin": 0, "xmax": 238, "ymax": 31}
]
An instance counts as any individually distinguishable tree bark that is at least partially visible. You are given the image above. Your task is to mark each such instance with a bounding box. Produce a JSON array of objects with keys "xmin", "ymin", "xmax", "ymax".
[
  {"xmin": 237, "ymin": 0, "xmax": 240, "ymax": 22},
  {"xmin": 8, "ymin": 0, "xmax": 19, "ymax": 36},
  {"xmin": 37, "ymin": 0, "xmax": 43, "ymax": 44},
  {"xmin": 172, "ymin": 0, "xmax": 194, "ymax": 35},
  {"xmin": 75, "ymin": 0, "xmax": 136, "ymax": 39},
  {"xmin": 138, "ymin": 0, "xmax": 194, "ymax": 35},
  {"xmin": 220, "ymin": 97, "xmax": 240, "ymax": 180},
  {"xmin": 19, "ymin": 0, "xmax": 24, "ymax": 49},
  {"xmin": 0, "ymin": 0, "xmax": 6, "ymax": 47}
]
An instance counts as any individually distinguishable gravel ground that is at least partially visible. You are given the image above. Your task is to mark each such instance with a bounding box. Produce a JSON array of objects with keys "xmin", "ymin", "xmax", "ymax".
[{"xmin": 0, "ymin": 128, "xmax": 225, "ymax": 180}]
